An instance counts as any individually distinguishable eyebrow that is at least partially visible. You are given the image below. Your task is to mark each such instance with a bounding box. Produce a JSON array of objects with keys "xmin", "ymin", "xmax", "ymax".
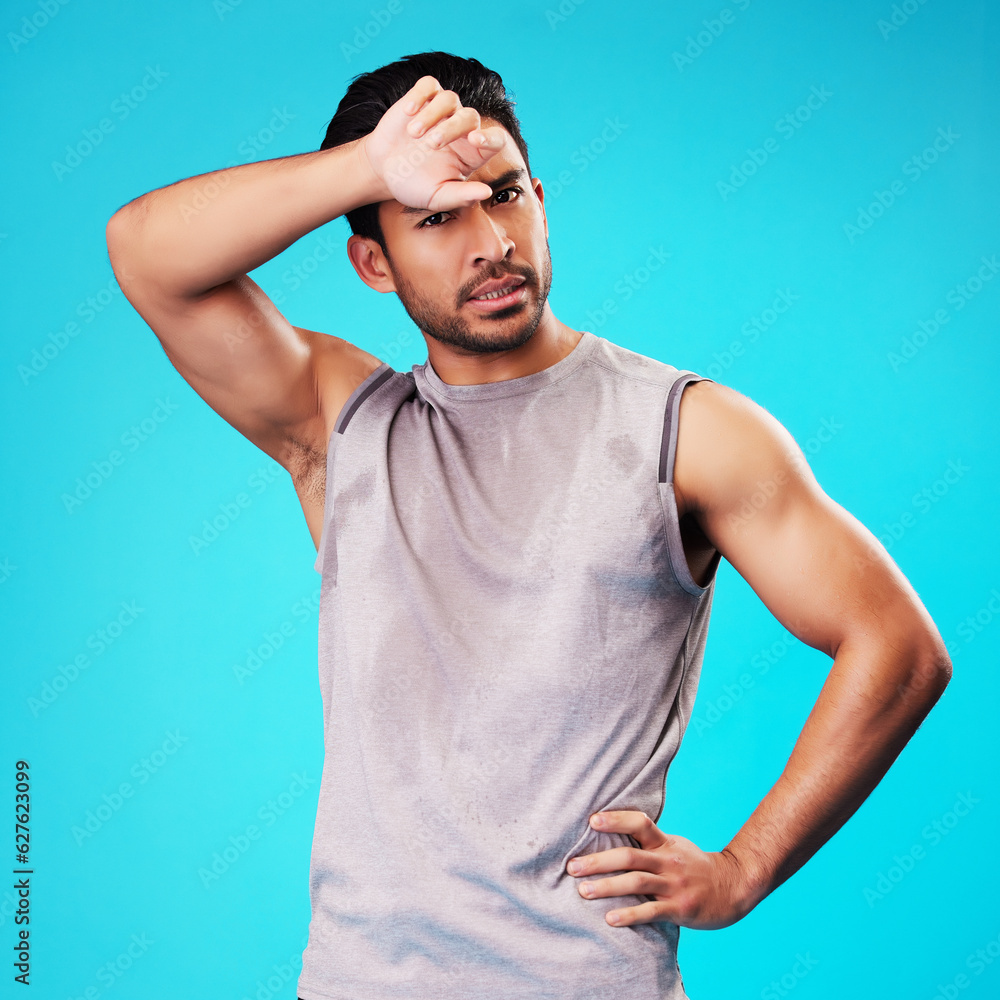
[{"xmin": 400, "ymin": 168, "xmax": 527, "ymax": 216}]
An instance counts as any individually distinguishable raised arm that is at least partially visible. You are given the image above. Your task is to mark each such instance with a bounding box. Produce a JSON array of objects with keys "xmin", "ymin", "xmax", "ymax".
[
  {"xmin": 105, "ymin": 137, "xmax": 389, "ymax": 470},
  {"xmin": 565, "ymin": 380, "xmax": 952, "ymax": 928},
  {"xmin": 105, "ymin": 75, "xmax": 510, "ymax": 542}
]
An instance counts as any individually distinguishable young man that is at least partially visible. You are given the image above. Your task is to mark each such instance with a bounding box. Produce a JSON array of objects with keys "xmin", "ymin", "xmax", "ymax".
[{"xmin": 106, "ymin": 51, "xmax": 951, "ymax": 1000}]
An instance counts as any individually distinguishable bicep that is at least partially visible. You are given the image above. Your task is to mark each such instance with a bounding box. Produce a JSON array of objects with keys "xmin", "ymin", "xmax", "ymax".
[
  {"xmin": 106, "ymin": 207, "xmax": 386, "ymax": 480},
  {"xmin": 123, "ymin": 271, "xmax": 316, "ymax": 449},
  {"xmin": 675, "ymin": 383, "xmax": 944, "ymax": 662}
]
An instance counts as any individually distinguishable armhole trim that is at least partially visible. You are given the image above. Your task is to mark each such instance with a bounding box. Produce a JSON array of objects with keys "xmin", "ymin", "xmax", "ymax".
[
  {"xmin": 658, "ymin": 373, "xmax": 712, "ymax": 485},
  {"xmin": 657, "ymin": 373, "xmax": 715, "ymax": 598},
  {"xmin": 335, "ymin": 363, "xmax": 394, "ymax": 435}
]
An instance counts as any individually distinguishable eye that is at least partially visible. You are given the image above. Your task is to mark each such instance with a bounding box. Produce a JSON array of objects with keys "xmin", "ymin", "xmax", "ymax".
[
  {"xmin": 494, "ymin": 185, "xmax": 523, "ymax": 204},
  {"xmin": 417, "ymin": 184, "xmax": 524, "ymax": 229},
  {"xmin": 417, "ymin": 212, "xmax": 448, "ymax": 229}
]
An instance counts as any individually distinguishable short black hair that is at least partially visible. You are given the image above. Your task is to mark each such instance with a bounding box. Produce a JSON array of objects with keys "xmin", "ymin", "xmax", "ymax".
[{"xmin": 320, "ymin": 51, "xmax": 531, "ymax": 255}]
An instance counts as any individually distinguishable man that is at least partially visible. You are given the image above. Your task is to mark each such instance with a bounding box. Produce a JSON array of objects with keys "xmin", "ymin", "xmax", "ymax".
[{"xmin": 106, "ymin": 51, "xmax": 951, "ymax": 1000}]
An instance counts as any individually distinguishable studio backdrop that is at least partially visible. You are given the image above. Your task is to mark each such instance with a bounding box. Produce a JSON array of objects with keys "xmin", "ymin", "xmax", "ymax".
[{"xmin": 2, "ymin": 1, "xmax": 997, "ymax": 998}]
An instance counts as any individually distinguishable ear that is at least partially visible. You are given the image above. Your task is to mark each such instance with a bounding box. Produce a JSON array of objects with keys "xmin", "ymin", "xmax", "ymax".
[
  {"xmin": 347, "ymin": 234, "xmax": 397, "ymax": 293},
  {"xmin": 532, "ymin": 176, "xmax": 548, "ymax": 240}
]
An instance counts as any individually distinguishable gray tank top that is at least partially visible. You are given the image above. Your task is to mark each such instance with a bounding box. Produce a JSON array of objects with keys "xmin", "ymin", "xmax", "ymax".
[{"xmin": 298, "ymin": 330, "xmax": 719, "ymax": 1000}]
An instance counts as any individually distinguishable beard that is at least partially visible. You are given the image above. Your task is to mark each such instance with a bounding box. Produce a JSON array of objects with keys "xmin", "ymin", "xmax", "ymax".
[{"xmin": 387, "ymin": 243, "xmax": 553, "ymax": 355}]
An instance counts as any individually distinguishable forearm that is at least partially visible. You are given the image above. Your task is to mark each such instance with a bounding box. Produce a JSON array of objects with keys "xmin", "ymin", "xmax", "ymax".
[
  {"xmin": 106, "ymin": 137, "xmax": 386, "ymax": 299},
  {"xmin": 722, "ymin": 632, "xmax": 951, "ymax": 911}
]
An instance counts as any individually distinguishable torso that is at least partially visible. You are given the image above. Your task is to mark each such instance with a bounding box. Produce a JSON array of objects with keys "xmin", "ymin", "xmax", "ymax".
[{"xmin": 291, "ymin": 346, "xmax": 720, "ymax": 588}]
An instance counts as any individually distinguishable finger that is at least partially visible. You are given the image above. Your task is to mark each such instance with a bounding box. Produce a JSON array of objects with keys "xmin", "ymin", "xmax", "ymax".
[
  {"xmin": 577, "ymin": 869, "xmax": 660, "ymax": 901},
  {"xmin": 590, "ymin": 810, "xmax": 668, "ymax": 849},
  {"xmin": 421, "ymin": 106, "xmax": 482, "ymax": 150},
  {"xmin": 426, "ymin": 179, "xmax": 494, "ymax": 212},
  {"xmin": 407, "ymin": 89, "xmax": 460, "ymax": 137},
  {"xmin": 567, "ymin": 845, "xmax": 649, "ymax": 877},
  {"xmin": 399, "ymin": 75, "xmax": 441, "ymax": 117},
  {"xmin": 468, "ymin": 124, "xmax": 505, "ymax": 153},
  {"xmin": 439, "ymin": 125, "xmax": 504, "ymax": 173},
  {"xmin": 605, "ymin": 898, "xmax": 668, "ymax": 927}
]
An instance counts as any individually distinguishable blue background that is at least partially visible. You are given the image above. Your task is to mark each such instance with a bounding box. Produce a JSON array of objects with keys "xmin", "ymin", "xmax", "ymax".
[{"xmin": 3, "ymin": 1, "xmax": 998, "ymax": 997}]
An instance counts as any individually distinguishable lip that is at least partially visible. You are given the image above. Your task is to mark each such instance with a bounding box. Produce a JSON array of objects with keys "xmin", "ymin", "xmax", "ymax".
[
  {"xmin": 465, "ymin": 276, "xmax": 528, "ymax": 311},
  {"xmin": 467, "ymin": 274, "xmax": 526, "ymax": 299},
  {"xmin": 465, "ymin": 284, "xmax": 528, "ymax": 312}
]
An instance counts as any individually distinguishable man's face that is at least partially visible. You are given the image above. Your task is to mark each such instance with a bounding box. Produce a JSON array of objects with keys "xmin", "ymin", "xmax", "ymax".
[{"xmin": 376, "ymin": 121, "xmax": 552, "ymax": 356}]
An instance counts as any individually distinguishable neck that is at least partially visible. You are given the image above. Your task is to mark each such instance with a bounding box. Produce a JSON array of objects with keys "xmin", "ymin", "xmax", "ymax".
[{"xmin": 422, "ymin": 306, "xmax": 583, "ymax": 386}]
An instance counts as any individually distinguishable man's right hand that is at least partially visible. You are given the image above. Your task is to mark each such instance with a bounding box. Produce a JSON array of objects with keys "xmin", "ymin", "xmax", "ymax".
[{"xmin": 359, "ymin": 75, "xmax": 506, "ymax": 213}]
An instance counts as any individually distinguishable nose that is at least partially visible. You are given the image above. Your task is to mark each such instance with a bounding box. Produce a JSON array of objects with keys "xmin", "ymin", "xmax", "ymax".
[{"xmin": 466, "ymin": 202, "xmax": 514, "ymax": 265}]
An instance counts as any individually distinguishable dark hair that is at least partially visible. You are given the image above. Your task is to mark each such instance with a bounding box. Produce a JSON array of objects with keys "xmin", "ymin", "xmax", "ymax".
[{"xmin": 320, "ymin": 51, "xmax": 531, "ymax": 255}]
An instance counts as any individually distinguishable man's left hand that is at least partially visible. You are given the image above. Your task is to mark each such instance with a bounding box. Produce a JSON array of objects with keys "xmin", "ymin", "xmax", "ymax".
[{"xmin": 566, "ymin": 810, "xmax": 760, "ymax": 929}]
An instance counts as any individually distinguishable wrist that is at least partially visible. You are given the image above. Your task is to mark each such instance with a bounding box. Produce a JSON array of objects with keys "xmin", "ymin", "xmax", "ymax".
[
  {"xmin": 349, "ymin": 134, "xmax": 391, "ymax": 207},
  {"xmin": 719, "ymin": 845, "xmax": 773, "ymax": 916}
]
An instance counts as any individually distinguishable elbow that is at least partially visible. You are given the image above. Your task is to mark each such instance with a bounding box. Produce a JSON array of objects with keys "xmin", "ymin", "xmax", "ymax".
[
  {"xmin": 105, "ymin": 206, "xmax": 149, "ymax": 294},
  {"xmin": 935, "ymin": 649, "xmax": 953, "ymax": 689},
  {"xmin": 931, "ymin": 652, "xmax": 953, "ymax": 701},
  {"xmin": 105, "ymin": 207, "xmax": 133, "ymax": 263},
  {"xmin": 919, "ymin": 623, "xmax": 953, "ymax": 696},
  {"xmin": 869, "ymin": 598, "xmax": 953, "ymax": 710},
  {"xmin": 897, "ymin": 640, "xmax": 952, "ymax": 712}
]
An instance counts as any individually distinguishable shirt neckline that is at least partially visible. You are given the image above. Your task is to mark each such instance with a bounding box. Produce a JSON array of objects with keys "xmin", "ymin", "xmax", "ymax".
[{"xmin": 413, "ymin": 330, "xmax": 599, "ymax": 402}]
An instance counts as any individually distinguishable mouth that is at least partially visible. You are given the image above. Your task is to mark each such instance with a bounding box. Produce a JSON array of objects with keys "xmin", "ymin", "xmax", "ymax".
[{"xmin": 465, "ymin": 276, "xmax": 528, "ymax": 312}]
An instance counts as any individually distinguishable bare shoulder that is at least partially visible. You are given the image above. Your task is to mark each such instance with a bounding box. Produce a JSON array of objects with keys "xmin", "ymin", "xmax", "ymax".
[
  {"xmin": 309, "ymin": 326, "xmax": 386, "ymax": 436},
  {"xmin": 672, "ymin": 378, "xmax": 817, "ymax": 520}
]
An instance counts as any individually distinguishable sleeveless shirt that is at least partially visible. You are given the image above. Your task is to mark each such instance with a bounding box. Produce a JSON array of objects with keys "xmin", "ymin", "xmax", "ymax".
[{"xmin": 297, "ymin": 329, "xmax": 719, "ymax": 1000}]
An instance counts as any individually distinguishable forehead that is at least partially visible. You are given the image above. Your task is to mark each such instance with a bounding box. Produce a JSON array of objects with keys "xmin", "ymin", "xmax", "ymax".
[{"xmin": 384, "ymin": 120, "xmax": 528, "ymax": 222}]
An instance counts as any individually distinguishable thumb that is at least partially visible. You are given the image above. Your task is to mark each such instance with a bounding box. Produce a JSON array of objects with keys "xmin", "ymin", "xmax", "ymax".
[{"xmin": 428, "ymin": 179, "xmax": 493, "ymax": 212}]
